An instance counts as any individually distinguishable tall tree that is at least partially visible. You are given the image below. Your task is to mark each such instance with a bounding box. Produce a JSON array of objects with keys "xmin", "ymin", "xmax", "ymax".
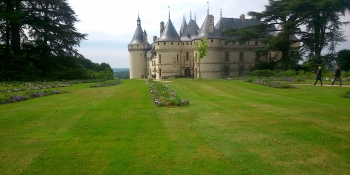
[
  {"xmin": 24, "ymin": 0, "xmax": 87, "ymax": 57},
  {"xmin": 225, "ymin": 0, "xmax": 305, "ymax": 69},
  {"xmin": 336, "ymin": 49, "xmax": 350, "ymax": 71},
  {"xmin": 301, "ymin": 0, "xmax": 350, "ymax": 62},
  {"xmin": 224, "ymin": 0, "xmax": 350, "ymax": 70}
]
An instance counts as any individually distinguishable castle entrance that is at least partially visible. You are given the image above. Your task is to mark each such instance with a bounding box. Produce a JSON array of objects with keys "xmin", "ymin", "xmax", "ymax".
[{"xmin": 185, "ymin": 68, "xmax": 191, "ymax": 77}]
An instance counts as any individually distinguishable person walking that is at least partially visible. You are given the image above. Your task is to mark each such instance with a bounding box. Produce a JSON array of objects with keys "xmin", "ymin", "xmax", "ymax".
[
  {"xmin": 332, "ymin": 66, "xmax": 342, "ymax": 86},
  {"xmin": 313, "ymin": 66, "xmax": 323, "ymax": 86}
]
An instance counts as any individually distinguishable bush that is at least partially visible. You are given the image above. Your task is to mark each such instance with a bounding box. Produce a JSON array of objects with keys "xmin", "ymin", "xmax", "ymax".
[
  {"xmin": 345, "ymin": 91, "xmax": 350, "ymax": 98},
  {"xmin": 281, "ymin": 70, "xmax": 297, "ymax": 77},
  {"xmin": 247, "ymin": 70, "xmax": 276, "ymax": 77}
]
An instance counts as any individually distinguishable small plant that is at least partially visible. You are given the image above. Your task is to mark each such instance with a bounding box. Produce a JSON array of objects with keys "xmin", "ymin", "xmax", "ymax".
[{"xmin": 345, "ymin": 91, "xmax": 350, "ymax": 98}]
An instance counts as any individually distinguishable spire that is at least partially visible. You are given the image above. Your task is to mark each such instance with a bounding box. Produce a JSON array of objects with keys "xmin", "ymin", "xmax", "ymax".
[
  {"xmin": 137, "ymin": 11, "xmax": 141, "ymax": 25},
  {"xmin": 168, "ymin": 6, "xmax": 170, "ymax": 19},
  {"xmin": 180, "ymin": 13, "xmax": 188, "ymax": 37},
  {"xmin": 190, "ymin": 10, "xmax": 192, "ymax": 20},
  {"xmin": 207, "ymin": 1, "xmax": 209, "ymax": 15},
  {"xmin": 220, "ymin": 8, "xmax": 222, "ymax": 18},
  {"xmin": 195, "ymin": 13, "xmax": 196, "ymax": 21},
  {"xmin": 130, "ymin": 14, "xmax": 145, "ymax": 45}
]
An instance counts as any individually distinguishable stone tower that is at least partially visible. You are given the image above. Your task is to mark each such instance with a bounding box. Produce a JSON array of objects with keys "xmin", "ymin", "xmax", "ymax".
[
  {"xmin": 154, "ymin": 15, "xmax": 182, "ymax": 79},
  {"xmin": 194, "ymin": 14, "xmax": 222, "ymax": 79},
  {"xmin": 128, "ymin": 15, "xmax": 149, "ymax": 79}
]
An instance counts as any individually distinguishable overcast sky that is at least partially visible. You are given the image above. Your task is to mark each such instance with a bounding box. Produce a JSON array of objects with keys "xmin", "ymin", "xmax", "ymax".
[{"xmin": 68, "ymin": 0, "xmax": 350, "ymax": 68}]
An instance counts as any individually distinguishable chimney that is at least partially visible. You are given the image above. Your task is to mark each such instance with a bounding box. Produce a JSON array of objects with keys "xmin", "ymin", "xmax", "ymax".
[
  {"xmin": 153, "ymin": 36, "xmax": 157, "ymax": 42},
  {"xmin": 240, "ymin": 14, "xmax": 245, "ymax": 22},
  {"xmin": 160, "ymin": 21, "xmax": 164, "ymax": 36}
]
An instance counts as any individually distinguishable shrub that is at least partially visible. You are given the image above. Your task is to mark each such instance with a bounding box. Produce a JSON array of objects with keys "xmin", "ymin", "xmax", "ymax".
[
  {"xmin": 247, "ymin": 69, "xmax": 276, "ymax": 77},
  {"xmin": 281, "ymin": 70, "xmax": 297, "ymax": 77},
  {"xmin": 345, "ymin": 91, "xmax": 350, "ymax": 98}
]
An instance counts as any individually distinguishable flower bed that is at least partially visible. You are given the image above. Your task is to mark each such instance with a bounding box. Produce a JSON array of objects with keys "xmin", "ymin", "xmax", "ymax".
[
  {"xmin": 0, "ymin": 81, "xmax": 71, "ymax": 93},
  {"xmin": 146, "ymin": 79, "xmax": 189, "ymax": 107},
  {"xmin": 243, "ymin": 77, "xmax": 298, "ymax": 89},
  {"xmin": 0, "ymin": 89, "xmax": 67, "ymax": 105},
  {"xmin": 90, "ymin": 80, "xmax": 122, "ymax": 88}
]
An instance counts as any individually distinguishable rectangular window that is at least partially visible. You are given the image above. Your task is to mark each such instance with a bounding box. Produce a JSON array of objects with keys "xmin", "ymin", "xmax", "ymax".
[
  {"xmin": 225, "ymin": 67, "xmax": 230, "ymax": 76},
  {"xmin": 164, "ymin": 42, "xmax": 166, "ymax": 45},
  {"xmin": 186, "ymin": 52, "xmax": 189, "ymax": 60},
  {"xmin": 239, "ymin": 52, "xmax": 244, "ymax": 61},
  {"xmin": 225, "ymin": 52, "xmax": 229, "ymax": 62},
  {"xmin": 159, "ymin": 54, "xmax": 162, "ymax": 63},
  {"xmin": 195, "ymin": 53, "xmax": 198, "ymax": 62},
  {"xmin": 177, "ymin": 54, "xmax": 179, "ymax": 62},
  {"xmin": 255, "ymin": 41, "xmax": 258, "ymax": 45}
]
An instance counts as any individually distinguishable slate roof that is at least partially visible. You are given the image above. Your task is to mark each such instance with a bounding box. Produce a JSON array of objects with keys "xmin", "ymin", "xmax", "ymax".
[
  {"xmin": 157, "ymin": 18, "xmax": 181, "ymax": 42},
  {"xmin": 180, "ymin": 19, "xmax": 200, "ymax": 41},
  {"xmin": 179, "ymin": 17, "xmax": 187, "ymax": 37},
  {"xmin": 195, "ymin": 15, "xmax": 221, "ymax": 40},
  {"xmin": 129, "ymin": 17, "xmax": 145, "ymax": 45}
]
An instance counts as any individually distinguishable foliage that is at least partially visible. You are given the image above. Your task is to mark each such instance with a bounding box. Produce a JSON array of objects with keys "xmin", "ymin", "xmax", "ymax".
[
  {"xmin": 243, "ymin": 77, "xmax": 298, "ymax": 89},
  {"xmin": 0, "ymin": 89, "xmax": 67, "ymax": 105},
  {"xmin": 247, "ymin": 69, "xmax": 276, "ymax": 77},
  {"xmin": 0, "ymin": 0, "xmax": 104, "ymax": 81},
  {"xmin": 195, "ymin": 38, "xmax": 209, "ymax": 78},
  {"xmin": 113, "ymin": 71, "xmax": 130, "ymax": 79},
  {"xmin": 90, "ymin": 80, "xmax": 121, "ymax": 88},
  {"xmin": 146, "ymin": 79, "xmax": 189, "ymax": 106},
  {"xmin": 345, "ymin": 91, "xmax": 350, "ymax": 98},
  {"xmin": 337, "ymin": 49, "xmax": 350, "ymax": 71},
  {"xmin": 224, "ymin": 0, "xmax": 350, "ymax": 69}
]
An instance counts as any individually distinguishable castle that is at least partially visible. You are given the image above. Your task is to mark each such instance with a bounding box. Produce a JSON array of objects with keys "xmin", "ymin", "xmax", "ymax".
[{"xmin": 128, "ymin": 10, "xmax": 279, "ymax": 79}]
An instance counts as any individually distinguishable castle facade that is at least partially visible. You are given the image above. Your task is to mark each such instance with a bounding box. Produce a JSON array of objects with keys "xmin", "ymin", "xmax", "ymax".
[{"xmin": 128, "ymin": 12, "xmax": 277, "ymax": 79}]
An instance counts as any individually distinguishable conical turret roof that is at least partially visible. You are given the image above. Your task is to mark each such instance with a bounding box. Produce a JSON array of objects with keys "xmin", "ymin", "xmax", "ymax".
[
  {"xmin": 129, "ymin": 16, "xmax": 145, "ymax": 45},
  {"xmin": 157, "ymin": 18, "xmax": 181, "ymax": 42},
  {"xmin": 181, "ymin": 19, "xmax": 200, "ymax": 41},
  {"xmin": 196, "ymin": 15, "xmax": 220, "ymax": 40},
  {"xmin": 179, "ymin": 17, "xmax": 187, "ymax": 37}
]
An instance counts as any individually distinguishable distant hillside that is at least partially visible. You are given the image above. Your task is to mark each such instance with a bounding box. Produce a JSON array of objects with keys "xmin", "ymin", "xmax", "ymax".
[
  {"xmin": 113, "ymin": 68, "xmax": 129, "ymax": 72},
  {"xmin": 113, "ymin": 68, "xmax": 129, "ymax": 79}
]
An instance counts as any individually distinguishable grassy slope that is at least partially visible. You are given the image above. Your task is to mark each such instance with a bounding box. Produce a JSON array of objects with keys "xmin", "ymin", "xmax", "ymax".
[{"xmin": 0, "ymin": 79, "xmax": 349, "ymax": 174}]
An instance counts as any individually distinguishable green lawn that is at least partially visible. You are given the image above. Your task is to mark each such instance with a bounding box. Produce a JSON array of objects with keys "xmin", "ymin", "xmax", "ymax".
[{"xmin": 0, "ymin": 79, "xmax": 349, "ymax": 174}]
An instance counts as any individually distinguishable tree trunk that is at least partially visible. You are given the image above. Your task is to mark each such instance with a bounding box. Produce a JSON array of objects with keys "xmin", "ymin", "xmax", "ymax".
[{"xmin": 9, "ymin": 0, "xmax": 21, "ymax": 55}]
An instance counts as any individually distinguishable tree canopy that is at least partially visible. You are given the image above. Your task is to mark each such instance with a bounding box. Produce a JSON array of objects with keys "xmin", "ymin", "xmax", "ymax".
[
  {"xmin": 0, "ymin": 0, "xmax": 114, "ymax": 81},
  {"xmin": 224, "ymin": 0, "xmax": 350, "ymax": 70}
]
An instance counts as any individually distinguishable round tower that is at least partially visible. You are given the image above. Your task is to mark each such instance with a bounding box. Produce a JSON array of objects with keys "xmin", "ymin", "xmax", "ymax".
[
  {"xmin": 194, "ymin": 14, "xmax": 223, "ymax": 79},
  {"xmin": 155, "ymin": 16, "xmax": 182, "ymax": 79},
  {"xmin": 128, "ymin": 15, "xmax": 149, "ymax": 79}
]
